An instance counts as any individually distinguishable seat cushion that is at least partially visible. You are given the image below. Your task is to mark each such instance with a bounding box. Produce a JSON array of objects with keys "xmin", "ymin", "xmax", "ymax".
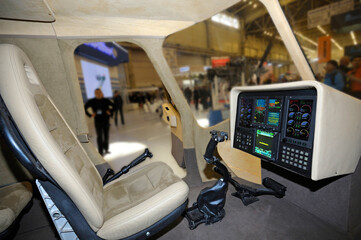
[
  {"xmin": 0, "ymin": 208, "xmax": 15, "ymax": 233},
  {"xmin": 97, "ymin": 162, "xmax": 189, "ymax": 239},
  {"xmin": 0, "ymin": 182, "xmax": 32, "ymax": 233}
]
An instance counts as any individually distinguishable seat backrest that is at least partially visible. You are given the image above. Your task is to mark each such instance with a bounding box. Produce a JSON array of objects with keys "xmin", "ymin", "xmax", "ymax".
[{"xmin": 0, "ymin": 44, "xmax": 104, "ymax": 231}]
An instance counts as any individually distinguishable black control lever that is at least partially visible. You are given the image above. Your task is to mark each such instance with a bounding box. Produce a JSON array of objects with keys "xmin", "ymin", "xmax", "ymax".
[
  {"xmin": 102, "ymin": 168, "xmax": 115, "ymax": 184},
  {"xmin": 213, "ymin": 167, "xmax": 286, "ymax": 206},
  {"xmin": 262, "ymin": 177, "xmax": 287, "ymax": 198},
  {"xmin": 204, "ymin": 130, "xmax": 228, "ymax": 164},
  {"xmin": 231, "ymin": 177, "xmax": 286, "ymax": 206},
  {"xmin": 103, "ymin": 148, "xmax": 153, "ymax": 185}
]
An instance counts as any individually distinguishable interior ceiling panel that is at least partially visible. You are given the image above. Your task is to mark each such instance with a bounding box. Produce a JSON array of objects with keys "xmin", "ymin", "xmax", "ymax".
[
  {"xmin": 0, "ymin": 0, "xmax": 55, "ymax": 22},
  {"xmin": 46, "ymin": 0, "xmax": 239, "ymax": 23},
  {"xmin": 44, "ymin": 0, "xmax": 241, "ymax": 38}
]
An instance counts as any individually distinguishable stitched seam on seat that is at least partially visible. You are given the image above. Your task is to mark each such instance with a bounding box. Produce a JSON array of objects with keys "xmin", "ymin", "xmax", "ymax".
[{"xmin": 145, "ymin": 173, "xmax": 155, "ymax": 190}]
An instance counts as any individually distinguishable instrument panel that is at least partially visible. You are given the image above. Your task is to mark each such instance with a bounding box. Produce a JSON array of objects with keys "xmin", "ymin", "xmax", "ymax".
[{"xmin": 234, "ymin": 89, "xmax": 317, "ymax": 178}]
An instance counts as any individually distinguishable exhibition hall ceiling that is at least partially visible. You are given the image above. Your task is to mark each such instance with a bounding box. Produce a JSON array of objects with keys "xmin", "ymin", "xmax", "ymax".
[{"xmin": 229, "ymin": 0, "xmax": 361, "ymax": 49}]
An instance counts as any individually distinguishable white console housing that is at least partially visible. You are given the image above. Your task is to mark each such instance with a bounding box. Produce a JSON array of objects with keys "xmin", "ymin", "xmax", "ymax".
[{"xmin": 230, "ymin": 81, "xmax": 361, "ymax": 181}]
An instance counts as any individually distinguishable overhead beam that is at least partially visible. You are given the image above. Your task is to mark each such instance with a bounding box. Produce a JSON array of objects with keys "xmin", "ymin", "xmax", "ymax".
[{"xmin": 242, "ymin": 0, "xmax": 296, "ymax": 24}]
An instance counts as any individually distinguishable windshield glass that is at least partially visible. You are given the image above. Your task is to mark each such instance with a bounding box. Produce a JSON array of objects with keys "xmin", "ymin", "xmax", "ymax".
[
  {"xmin": 280, "ymin": 0, "xmax": 361, "ymax": 98},
  {"xmin": 163, "ymin": 1, "xmax": 297, "ymax": 128}
]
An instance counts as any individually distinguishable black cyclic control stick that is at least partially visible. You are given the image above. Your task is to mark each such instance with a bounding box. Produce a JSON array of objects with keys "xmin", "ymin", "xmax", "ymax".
[{"xmin": 103, "ymin": 148, "xmax": 153, "ymax": 185}]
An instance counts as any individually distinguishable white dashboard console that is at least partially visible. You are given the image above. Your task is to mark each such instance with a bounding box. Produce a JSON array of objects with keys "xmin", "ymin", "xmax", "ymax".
[{"xmin": 230, "ymin": 81, "xmax": 361, "ymax": 181}]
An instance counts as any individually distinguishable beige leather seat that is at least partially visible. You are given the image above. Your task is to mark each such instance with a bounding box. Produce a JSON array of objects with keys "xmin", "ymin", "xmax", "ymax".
[
  {"xmin": 0, "ymin": 182, "xmax": 32, "ymax": 237},
  {"xmin": 0, "ymin": 44, "xmax": 189, "ymax": 239}
]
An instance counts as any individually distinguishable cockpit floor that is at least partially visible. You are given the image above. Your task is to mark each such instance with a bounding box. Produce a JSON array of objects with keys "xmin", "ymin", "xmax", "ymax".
[{"xmin": 13, "ymin": 181, "xmax": 351, "ymax": 240}]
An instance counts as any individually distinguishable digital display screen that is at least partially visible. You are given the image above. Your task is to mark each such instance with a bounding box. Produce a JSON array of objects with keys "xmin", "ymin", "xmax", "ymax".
[
  {"xmin": 267, "ymin": 98, "xmax": 282, "ymax": 126},
  {"xmin": 81, "ymin": 60, "xmax": 113, "ymax": 99},
  {"xmin": 254, "ymin": 99, "xmax": 266, "ymax": 124},
  {"xmin": 239, "ymin": 98, "xmax": 253, "ymax": 127},
  {"xmin": 255, "ymin": 129, "xmax": 274, "ymax": 159},
  {"xmin": 286, "ymin": 99, "xmax": 313, "ymax": 141}
]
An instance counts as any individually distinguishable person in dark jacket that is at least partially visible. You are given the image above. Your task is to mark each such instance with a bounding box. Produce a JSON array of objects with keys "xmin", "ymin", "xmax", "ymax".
[
  {"xmin": 200, "ymin": 86, "xmax": 210, "ymax": 111},
  {"xmin": 323, "ymin": 60, "xmax": 344, "ymax": 91},
  {"xmin": 113, "ymin": 90, "xmax": 125, "ymax": 126},
  {"xmin": 84, "ymin": 88, "xmax": 114, "ymax": 156},
  {"xmin": 184, "ymin": 87, "xmax": 192, "ymax": 105},
  {"xmin": 193, "ymin": 86, "xmax": 200, "ymax": 110},
  {"xmin": 339, "ymin": 56, "xmax": 351, "ymax": 74}
]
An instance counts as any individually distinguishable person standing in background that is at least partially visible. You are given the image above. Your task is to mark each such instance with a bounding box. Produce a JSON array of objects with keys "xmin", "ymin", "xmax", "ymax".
[
  {"xmin": 113, "ymin": 90, "xmax": 125, "ymax": 126},
  {"xmin": 193, "ymin": 86, "xmax": 200, "ymax": 110},
  {"xmin": 339, "ymin": 56, "xmax": 351, "ymax": 74},
  {"xmin": 200, "ymin": 86, "xmax": 210, "ymax": 111},
  {"xmin": 85, "ymin": 88, "xmax": 114, "ymax": 156},
  {"xmin": 323, "ymin": 60, "xmax": 345, "ymax": 91},
  {"xmin": 347, "ymin": 56, "xmax": 361, "ymax": 99},
  {"xmin": 184, "ymin": 87, "xmax": 192, "ymax": 105}
]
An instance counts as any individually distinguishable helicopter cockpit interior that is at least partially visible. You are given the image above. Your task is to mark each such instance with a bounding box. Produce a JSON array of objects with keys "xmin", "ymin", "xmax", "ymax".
[{"xmin": 0, "ymin": 0, "xmax": 361, "ymax": 240}]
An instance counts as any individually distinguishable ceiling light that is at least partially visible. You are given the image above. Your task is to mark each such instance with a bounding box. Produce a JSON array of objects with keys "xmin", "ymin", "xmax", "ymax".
[
  {"xmin": 263, "ymin": 31, "xmax": 283, "ymax": 41},
  {"xmin": 249, "ymin": 1, "xmax": 253, "ymax": 5},
  {"xmin": 317, "ymin": 25, "xmax": 327, "ymax": 35},
  {"xmin": 331, "ymin": 38, "xmax": 343, "ymax": 50},
  {"xmin": 253, "ymin": 4, "xmax": 257, "ymax": 8},
  {"xmin": 211, "ymin": 13, "xmax": 240, "ymax": 29},
  {"xmin": 351, "ymin": 31, "xmax": 357, "ymax": 45},
  {"xmin": 302, "ymin": 46, "xmax": 316, "ymax": 53},
  {"xmin": 293, "ymin": 31, "xmax": 318, "ymax": 46}
]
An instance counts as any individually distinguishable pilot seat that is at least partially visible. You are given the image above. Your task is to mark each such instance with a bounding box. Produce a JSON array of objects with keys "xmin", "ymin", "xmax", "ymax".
[{"xmin": 0, "ymin": 44, "xmax": 189, "ymax": 239}]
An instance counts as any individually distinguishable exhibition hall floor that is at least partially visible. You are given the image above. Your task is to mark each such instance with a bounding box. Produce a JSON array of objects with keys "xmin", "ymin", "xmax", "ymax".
[{"xmin": 87, "ymin": 108, "xmax": 186, "ymax": 178}]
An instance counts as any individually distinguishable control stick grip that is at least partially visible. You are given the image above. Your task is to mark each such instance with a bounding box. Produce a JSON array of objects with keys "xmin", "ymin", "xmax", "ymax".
[
  {"xmin": 128, "ymin": 148, "xmax": 153, "ymax": 168},
  {"xmin": 104, "ymin": 148, "xmax": 153, "ymax": 185},
  {"xmin": 262, "ymin": 177, "xmax": 286, "ymax": 198},
  {"xmin": 204, "ymin": 138, "xmax": 217, "ymax": 163}
]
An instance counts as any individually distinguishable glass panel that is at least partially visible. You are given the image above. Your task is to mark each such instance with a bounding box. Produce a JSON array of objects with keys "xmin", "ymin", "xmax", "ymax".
[
  {"xmin": 163, "ymin": 1, "xmax": 298, "ymax": 127},
  {"xmin": 281, "ymin": 0, "xmax": 361, "ymax": 99}
]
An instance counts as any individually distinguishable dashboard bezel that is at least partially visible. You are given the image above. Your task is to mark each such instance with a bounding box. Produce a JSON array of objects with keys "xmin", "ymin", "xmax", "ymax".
[{"xmin": 234, "ymin": 89, "xmax": 317, "ymax": 177}]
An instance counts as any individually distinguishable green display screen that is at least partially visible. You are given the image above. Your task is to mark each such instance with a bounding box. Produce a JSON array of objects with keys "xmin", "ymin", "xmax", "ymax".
[
  {"xmin": 267, "ymin": 98, "xmax": 282, "ymax": 126},
  {"xmin": 254, "ymin": 129, "xmax": 274, "ymax": 159}
]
